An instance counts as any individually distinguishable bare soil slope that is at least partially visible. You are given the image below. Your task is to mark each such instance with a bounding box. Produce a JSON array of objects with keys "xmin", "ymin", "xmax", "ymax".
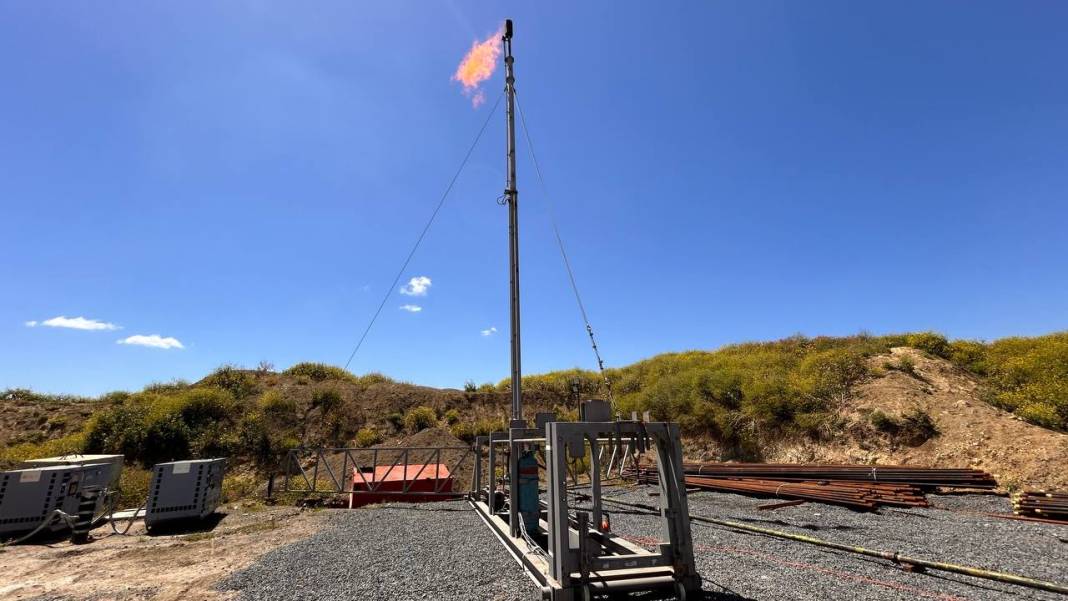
[
  {"xmin": 773, "ymin": 347, "xmax": 1068, "ymax": 490},
  {"xmin": 0, "ymin": 394, "xmax": 100, "ymax": 447}
]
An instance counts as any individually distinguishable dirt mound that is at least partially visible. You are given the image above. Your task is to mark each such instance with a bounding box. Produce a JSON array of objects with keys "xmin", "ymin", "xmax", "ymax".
[
  {"xmin": 775, "ymin": 348, "xmax": 1068, "ymax": 491},
  {"xmin": 392, "ymin": 427, "xmax": 468, "ymax": 449},
  {"xmin": 0, "ymin": 393, "xmax": 99, "ymax": 450}
]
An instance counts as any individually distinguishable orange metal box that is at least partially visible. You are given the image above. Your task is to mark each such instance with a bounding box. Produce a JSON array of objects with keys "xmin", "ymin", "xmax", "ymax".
[{"xmin": 349, "ymin": 463, "xmax": 454, "ymax": 508}]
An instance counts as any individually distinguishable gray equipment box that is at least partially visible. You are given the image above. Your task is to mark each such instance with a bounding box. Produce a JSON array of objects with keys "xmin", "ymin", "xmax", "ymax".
[
  {"xmin": 22, "ymin": 454, "xmax": 124, "ymax": 489},
  {"xmin": 145, "ymin": 458, "xmax": 226, "ymax": 528},
  {"xmin": 0, "ymin": 463, "xmax": 112, "ymax": 536},
  {"xmin": 579, "ymin": 399, "xmax": 612, "ymax": 423}
]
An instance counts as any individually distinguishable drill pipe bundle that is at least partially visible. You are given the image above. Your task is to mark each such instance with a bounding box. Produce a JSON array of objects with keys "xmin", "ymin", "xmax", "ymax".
[
  {"xmin": 672, "ymin": 462, "xmax": 997, "ymax": 490},
  {"xmin": 627, "ymin": 467, "xmax": 928, "ymax": 511},
  {"xmin": 1012, "ymin": 491, "xmax": 1068, "ymax": 522}
]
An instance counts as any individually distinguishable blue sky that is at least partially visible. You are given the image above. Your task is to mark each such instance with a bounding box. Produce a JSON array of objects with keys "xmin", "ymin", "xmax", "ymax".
[{"xmin": 2, "ymin": 2, "xmax": 1066, "ymax": 396}]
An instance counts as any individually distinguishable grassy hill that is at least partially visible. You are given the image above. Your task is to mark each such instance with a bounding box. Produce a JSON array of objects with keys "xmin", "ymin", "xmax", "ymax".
[{"xmin": 1, "ymin": 331, "xmax": 1066, "ymax": 495}]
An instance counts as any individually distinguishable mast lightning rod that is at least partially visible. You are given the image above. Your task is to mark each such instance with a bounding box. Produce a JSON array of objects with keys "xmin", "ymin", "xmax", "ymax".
[{"xmin": 503, "ymin": 19, "xmax": 524, "ymax": 426}]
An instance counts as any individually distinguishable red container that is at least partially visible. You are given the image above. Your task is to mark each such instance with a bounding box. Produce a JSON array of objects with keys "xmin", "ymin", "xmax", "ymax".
[{"xmin": 349, "ymin": 463, "xmax": 454, "ymax": 508}]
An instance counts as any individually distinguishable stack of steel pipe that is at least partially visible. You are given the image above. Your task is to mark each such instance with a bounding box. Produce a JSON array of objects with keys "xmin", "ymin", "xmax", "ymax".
[
  {"xmin": 627, "ymin": 467, "xmax": 927, "ymax": 510},
  {"xmin": 1012, "ymin": 491, "xmax": 1068, "ymax": 522},
  {"xmin": 674, "ymin": 462, "xmax": 997, "ymax": 490}
]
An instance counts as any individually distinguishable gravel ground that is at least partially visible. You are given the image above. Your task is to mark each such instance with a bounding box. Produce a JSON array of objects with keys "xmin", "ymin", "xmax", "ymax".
[
  {"xmin": 598, "ymin": 486, "xmax": 1068, "ymax": 600},
  {"xmin": 223, "ymin": 490, "xmax": 1067, "ymax": 601},
  {"xmin": 220, "ymin": 502, "xmax": 539, "ymax": 601}
]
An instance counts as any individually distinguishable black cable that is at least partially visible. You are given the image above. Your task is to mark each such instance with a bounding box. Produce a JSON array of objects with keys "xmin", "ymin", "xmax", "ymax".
[
  {"xmin": 342, "ymin": 92, "xmax": 504, "ymax": 370},
  {"xmin": 513, "ymin": 90, "xmax": 613, "ymax": 400},
  {"xmin": 0, "ymin": 509, "xmax": 73, "ymax": 547},
  {"xmin": 109, "ymin": 498, "xmax": 147, "ymax": 536}
]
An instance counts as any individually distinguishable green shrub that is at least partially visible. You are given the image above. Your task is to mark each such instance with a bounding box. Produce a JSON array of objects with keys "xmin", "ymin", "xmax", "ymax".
[
  {"xmin": 354, "ymin": 427, "xmax": 383, "ymax": 448},
  {"xmin": 222, "ymin": 473, "xmax": 262, "ymax": 502},
  {"xmin": 404, "ymin": 406, "xmax": 437, "ymax": 433},
  {"xmin": 793, "ymin": 348, "xmax": 868, "ymax": 400},
  {"xmin": 283, "ymin": 362, "xmax": 358, "ymax": 383},
  {"xmin": 83, "ymin": 387, "xmax": 237, "ymax": 467},
  {"xmin": 259, "ymin": 390, "xmax": 297, "ymax": 421},
  {"xmin": 0, "ymin": 388, "xmax": 94, "ymax": 405},
  {"xmin": 116, "ymin": 467, "xmax": 153, "ymax": 508},
  {"xmin": 895, "ymin": 356, "xmax": 919, "ymax": 378},
  {"xmin": 450, "ymin": 418, "xmax": 506, "ymax": 443},
  {"xmin": 982, "ymin": 332, "xmax": 1068, "ymax": 430},
  {"xmin": 450, "ymin": 422, "xmax": 474, "ymax": 442},
  {"xmin": 904, "ymin": 332, "xmax": 950, "ymax": 358},
  {"xmin": 356, "ymin": 372, "xmax": 394, "ymax": 386},
  {"xmin": 385, "ymin": 412, "xmax": 404, "ymax": 431},
  {"xmin": 237, "ymin": 411, "xmax": 275, "ymax": 466},
  {"xmin": 869, "ymin": 410, "xmax": 896, "ymax": 433},
  {"xmin": 0, "ymin": 433, "xmax": 86, "ymax": 468},
  {"xmin": 83, "ymin": 405, "xmax": 147, "ymax": 459},
  {"xmin": 899, "ymin": 408, "xmax": 939, "ymax": 443},
  {"xmin": 947, "ymin": 340, "xmax": 987, "ymax": 374},
  {"xmin": 793, "ymin": 411, "xmax": 830, "ymax": 437},
  {"xmin": 869, "ymin": 408, "xmax": 938, "ymax": 445},
  {"xmin": 142, "ymin": 413, "xmax": 192, "ymax": 465},
  {"xmin": 142, "ymin": 380, "xmax": 190, "ymax": 394},
  {"xmin": 310, "ymin": 389, "xmax": 343, "ymax": 415},
  {"xmin": 1015, "ymin": 403, "xmax": 1061, "ymax": 429},
  {"xmin": 443, "ymin": 409, "xmax": 461, "ymax": 425},
  {"xmin": 202, "ymin": 365, "xmax": 258, "ymax": 399}
]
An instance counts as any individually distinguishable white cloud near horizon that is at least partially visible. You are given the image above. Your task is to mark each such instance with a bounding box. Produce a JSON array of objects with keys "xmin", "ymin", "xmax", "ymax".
[
  {"xmin": 117, "ymin": 334, "xmax": 185, "ymax": 349},
  {"xmin": 481, "ymin": 326, "xmax": 498, "ymax": 336},
  {"xmin": 399, "ymin": 276, "xmax": 432, "ymax": 296},
  {"xmin": 26, "ymin": 316, "xmax": 120, "ymax": 331},
  {"xmin": 399, "ymin": 304, "xmax": 423, "ymax": 313}
]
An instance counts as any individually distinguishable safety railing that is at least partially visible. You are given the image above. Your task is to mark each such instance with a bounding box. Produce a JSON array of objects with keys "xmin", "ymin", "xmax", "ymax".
[{"xmin": 279, "ymin": 445, "xmax": 475, "ymax": 498}]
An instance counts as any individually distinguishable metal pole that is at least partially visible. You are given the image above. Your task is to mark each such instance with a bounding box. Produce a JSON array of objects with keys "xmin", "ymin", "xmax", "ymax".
[{"xmin": 503, "ymin": 19, "xmax": 523, "ymax": 426}]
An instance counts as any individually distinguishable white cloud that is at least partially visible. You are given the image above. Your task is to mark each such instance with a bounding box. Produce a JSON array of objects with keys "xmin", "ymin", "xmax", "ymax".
[
  {"xmin": 399, "ymin": 276, "xmax": 432, "ymax": 297},
  {"xmin": 481, "ymin": 326, "xmax": 498, "ymax": 336},
  {"xmin": 28, "ymin": 316, "xmax": 120, "ymax": 331},
  {"xmin": 399, "ymin": 304, "xmax": 423, "ymax": 313},
  {"xmin": 117, "ymin": 334, "xmax": 185, "ymax": 350}
]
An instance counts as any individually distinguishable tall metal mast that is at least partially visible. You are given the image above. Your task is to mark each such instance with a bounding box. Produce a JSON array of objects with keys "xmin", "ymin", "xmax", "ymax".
[{"xmin": 503, "ymin": 19, "xmax": 523, "ymax": 425}]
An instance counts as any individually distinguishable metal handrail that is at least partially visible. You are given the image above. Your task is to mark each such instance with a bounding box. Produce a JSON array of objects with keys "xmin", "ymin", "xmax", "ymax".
[{"xmin": 281, "ymin": 446, "xmax": 474, "ymax": 495}]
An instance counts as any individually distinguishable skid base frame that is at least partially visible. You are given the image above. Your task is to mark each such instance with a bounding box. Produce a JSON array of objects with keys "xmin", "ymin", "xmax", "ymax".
[{"xmin": 472, "ymin": 419, "xmax": 701, "ymax": 600}]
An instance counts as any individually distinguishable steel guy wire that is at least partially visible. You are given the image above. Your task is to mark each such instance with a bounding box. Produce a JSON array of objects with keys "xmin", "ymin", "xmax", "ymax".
[{"xmin": 343, "ymin": 92, "xmax": 504, "ymax": 370}]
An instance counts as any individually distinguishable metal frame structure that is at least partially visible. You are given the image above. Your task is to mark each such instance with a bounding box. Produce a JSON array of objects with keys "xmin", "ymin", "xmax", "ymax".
[
  {"xmin": 465, "ymin": 20, "xmax": 702, "ymax": 599},
  {"xmin": 280, "ymin": 446, "xmax": 473, "ymax": 499},
  {"xmin": 470, "ymin": 415, "xmax": 702, "ymax": 600}
]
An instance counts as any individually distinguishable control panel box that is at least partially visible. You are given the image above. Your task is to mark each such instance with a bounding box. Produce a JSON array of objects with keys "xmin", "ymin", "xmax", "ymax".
[
  {"xmin": 0, "ymin": 463, "xmax": 111, "ymax": 536},
  {"xmin": 145, "ymin": 458, "xmax": 226, "ymax": 528}
]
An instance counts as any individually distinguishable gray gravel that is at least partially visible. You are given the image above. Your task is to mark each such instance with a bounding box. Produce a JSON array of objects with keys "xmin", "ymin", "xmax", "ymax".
[
  {"xmin": 223, "ymin": 491, "xmax": 1067, "ymax": 600},
  {"xmin": 221, "ymin": 501, "xmax": 539, "ymax": 601},
  {"xmin": 599, "ymin": 486, "xmax": 1068, "ymax": 600}
]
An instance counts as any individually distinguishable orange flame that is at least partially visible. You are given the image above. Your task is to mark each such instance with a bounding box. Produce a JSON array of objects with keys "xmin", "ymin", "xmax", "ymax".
[{"xmin": 453, "ymin": 28, "xmax": 502, "ymax": 108}]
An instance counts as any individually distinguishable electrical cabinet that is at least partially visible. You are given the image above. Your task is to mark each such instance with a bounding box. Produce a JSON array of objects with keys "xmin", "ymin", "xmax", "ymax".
[
  {"xmin": 0, "ymin": 463, "xmax": 111, "ymax": 536},
  {"xmin": 144, "ymin": 458, "xmax": 226, "ymax": 528}
]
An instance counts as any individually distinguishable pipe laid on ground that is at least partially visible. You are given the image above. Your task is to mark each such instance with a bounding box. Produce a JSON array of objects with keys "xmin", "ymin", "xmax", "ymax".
[{"xmin": 600, "ymin": 497, "xmax": 1068, "ymax": 596}]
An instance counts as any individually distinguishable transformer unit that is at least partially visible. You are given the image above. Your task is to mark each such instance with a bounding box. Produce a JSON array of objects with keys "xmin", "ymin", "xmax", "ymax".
[
  {"xmin": 144, "ymin": 458, "xmax": 226, "ymax": 529},
  {"xmin": 22, "ymin": 454, "xmax": 124, "ymax": 489},
  {"xmin": 0, "ymin": 463, "xmax": 112, "ymax": 537}
]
